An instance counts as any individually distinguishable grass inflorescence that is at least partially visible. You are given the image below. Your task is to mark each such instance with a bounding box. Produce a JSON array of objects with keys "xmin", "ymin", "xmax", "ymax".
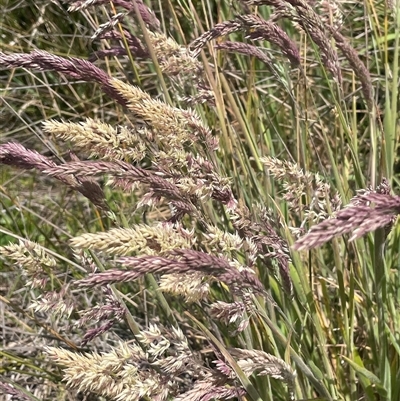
[{"xmin": 1, "ymin": 0, "xmax": 400, "ymax": 400}]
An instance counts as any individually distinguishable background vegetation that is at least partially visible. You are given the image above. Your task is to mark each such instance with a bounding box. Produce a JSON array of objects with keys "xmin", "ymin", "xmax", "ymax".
[{"xmin": 1, "ymin": 0, "xmax": 400, "ymax": 400}]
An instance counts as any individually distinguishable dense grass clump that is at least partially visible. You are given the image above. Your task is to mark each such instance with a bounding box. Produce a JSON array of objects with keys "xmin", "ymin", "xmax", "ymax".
[{"xmin": 1, "ymin": 0, "xmax": 400, "ymax": 400}]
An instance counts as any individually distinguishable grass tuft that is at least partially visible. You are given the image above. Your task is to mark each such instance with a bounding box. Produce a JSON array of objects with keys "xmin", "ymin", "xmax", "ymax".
[{"xmin": 1, "ymin": 0, "xmax": 400, "ymax": 400}]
